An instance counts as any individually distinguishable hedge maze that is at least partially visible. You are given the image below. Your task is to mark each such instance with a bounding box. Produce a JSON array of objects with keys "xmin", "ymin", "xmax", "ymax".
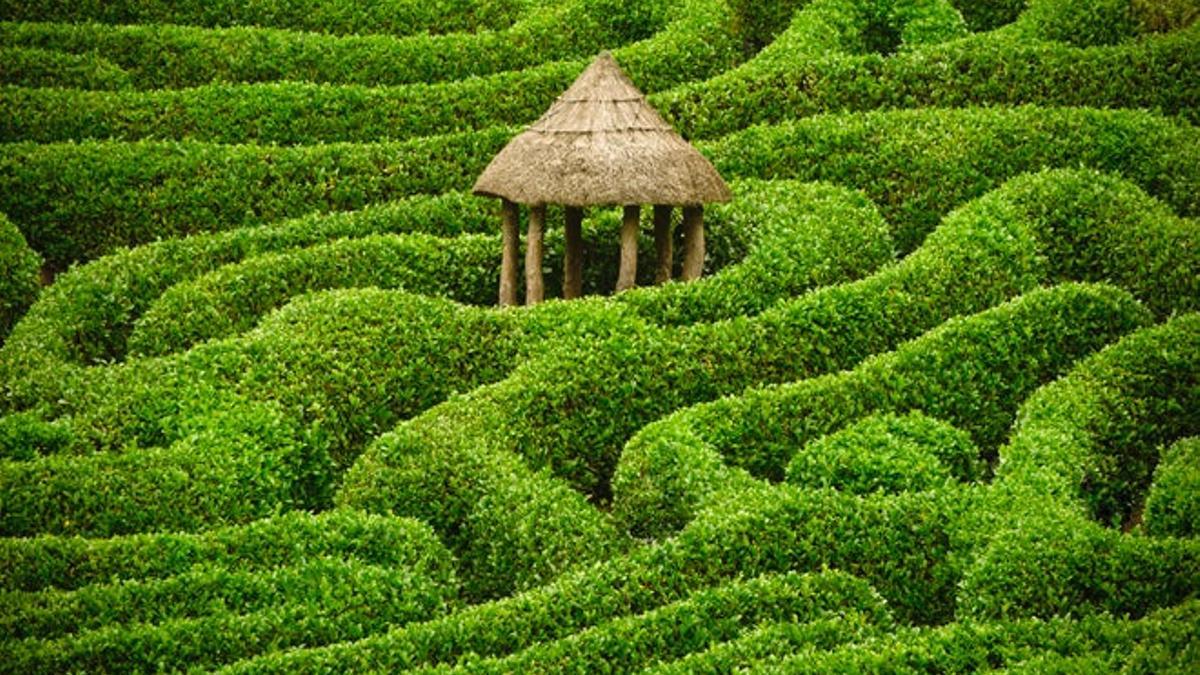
[{"xmin": 1, "ymin": 0, "xmax": 1197, "ymax": 670}]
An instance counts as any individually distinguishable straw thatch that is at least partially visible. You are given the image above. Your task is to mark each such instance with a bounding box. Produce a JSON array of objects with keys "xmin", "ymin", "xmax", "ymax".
[{"xmin": 473, "ymin": 52, "xmax": 731, "ymax": 207}]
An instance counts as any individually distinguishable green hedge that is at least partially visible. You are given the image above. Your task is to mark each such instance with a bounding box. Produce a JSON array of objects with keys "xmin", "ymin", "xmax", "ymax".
[
  {"xmin": 0, "ymin": 211, "xmax": 41, "ymax": 340},
  {"xmin": 0, "ymin": 0, "xmax": 732, "ymax": 90},
  {"xmin": 227, "ymin": 487, "xmax": 964, "ymax": 673},
  {"xmin": 951, "ymin": 0, "xmax": 1026, "ymax": 30},
  {"xmin": 0, "ymin": 508, "xmax": 453, "ymax": 593},
  {"xmin": 0, "ymin": 129, "xmax": 510, "ymax": 268},
  {"xmin": 614, "ymin": 283, "xmax": 1150, "ymax": 539},
  {"xmin": 2, "ymin": 555, "xmax": 457, "ymax": 642},
  {"xmin": 0, "ymin": 0, "xmax": 534, "ymax": 36},
  {"xmin": 3, "ymin": 557, "xmax": 458, "ymax": 673},
  {"xmin": 1013, "ymin": 0, "xmax": 1138, "ymax": 47},
  {"xmin": 0, "ymin": 391, "xmax": 332, "ymax": 537},
  {"xmin": 0, "ymin": 47, "xmax": 131, "ymax": 89},
  {"xmin": 785, "ymin": 411, "xmax": 983, "ymax": 494},
  {"xmin": 127, "ymin": 232, "xmax": 499, "ymax": 356},
  {"xmin": 0, "ymin": 193, "xmax": 493, "ymax": 408},
  {"xmin": 445, "ymin": 571, "xmax": 892, "ymax": 673},
  {"xmin": 1144, "ymin": 437, "xmax": 1200, "ymax": 537},
  {"xmin": 761, "ymin": 600, "xmax": 1200, "ymax": 671},
  {"xmin": 706, "ymin": 107, "xmax": 1200, "ymax": 254},
  {"xmin": 656, "ymin": 22, "xmax": 1200, "ymax": 141}
]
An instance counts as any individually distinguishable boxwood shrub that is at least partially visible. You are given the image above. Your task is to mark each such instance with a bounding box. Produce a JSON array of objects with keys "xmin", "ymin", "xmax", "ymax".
[
  {"xmin": 785, "ymin": 411, "xmax": 983, "ymax": 494},
  {"xmin": 0, "ymin": 47, "xmax": 131, "ymax": 90},
  {"xmin": 0, "ymin": 508, "xmax": 453, "ymax": 593},
  {"xmin": 1144, "ymin": 437, "xmax": 1200, "ymax": 538},
  {"xmin": 0, "ymin": 211, "xmax": 41, "ymax": 340}
]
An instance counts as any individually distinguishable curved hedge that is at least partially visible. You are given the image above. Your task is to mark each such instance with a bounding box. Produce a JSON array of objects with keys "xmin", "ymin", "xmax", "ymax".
[
  {"xmin": 0, "ymin": 0, "xmax": 534, "ymax": 37},
  {"xmin": 0, "ymin": 508, "xmax": 452, "ymax": 593},
  {"xmin": 1144, "ymin": 437, "xmax": 1200, "ymax": 538},
  {"xmin": 0, "ymin": 47, "xmax": 132, "ymax": 90},
  {"xmin": 0, "ymin": 211, "xmax": 41, "ymax": 340},
  {"xmin": 127, "ymin": 232, "xmax": 499, "ymax": 356},
  {"xmin": 785, "ymin": 411, "xmax": 983, "ymax": 494}
]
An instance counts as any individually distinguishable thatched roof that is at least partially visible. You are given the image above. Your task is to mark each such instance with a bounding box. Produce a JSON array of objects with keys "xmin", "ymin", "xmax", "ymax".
[{"xmin": 473, "ymin": 52, "xmax": 731, "ymax": 207}]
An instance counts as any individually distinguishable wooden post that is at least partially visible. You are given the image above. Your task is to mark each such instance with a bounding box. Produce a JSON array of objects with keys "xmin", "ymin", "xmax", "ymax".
[
  {"xmin": 499, "ymin": 199, "xmax": 520, "ymax": 306},
  {"xmin": 617, "ymin": 204, "xmax": 640, "ymax": 292},
  {"xmin": 564, "ymin": 206, "xmax": 584, "ymax": 299},
  {"xmin": 652, "ymin": 204, "xmax": 673, "ymax": 284},
  {"xmin": 681, "ymin": 205, "xmax": 705, "ymax": 281},
  {"xmin": 525, "ymin": 204, "xmax": 546, "ymax": 305}
]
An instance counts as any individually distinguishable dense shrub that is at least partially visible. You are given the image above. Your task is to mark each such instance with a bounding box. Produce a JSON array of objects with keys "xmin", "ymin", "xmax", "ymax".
[
  {"xmin": 0, "ymin": 211, "xmax": 41, "ymax": 340},
  {"xmin": 764, "ymin": 600, "xmax": 1200, "ymax": 671},
  {"xmin": 0, "ymin": 47, "xmax": 131, "ymax": 89},
  {"xmin": 0, "ymin": 508, "xmax": 453, "ymax": 593},
  {"xmin": 3, "ymin": 559, "xmax": 457, "ymax": 673},
  {"xmin": 1013, "ymin": 0, "xmax": 1138, "ymax": 47},
  {"xmin": 951, "ymin": 0, "xmax": 1026, "ymax": 31},
  {"xmin": 127, "ymin": 232, "xmax": 499, "ymax": 355},
  {"xmin": 785, "ymin": 411, "xmax": 983, "ymax": 494},
  {"xmin": 0, "ymin": 0, "xmax": 534, "ymax": 37},
  {"xmin": 449, "ymin": 571, "xmax": 891, "ymax": 673},
  {"xmin": 2, "ymin": 555, "xmax": 457, "ymax": 641},
  {"xmin": 614, "ymin": 284, "xmax": 1150, "ymax": 539},
  {"xmin": 1144, "ymin": 437, "xmax": 1200, "ymax": 537}
]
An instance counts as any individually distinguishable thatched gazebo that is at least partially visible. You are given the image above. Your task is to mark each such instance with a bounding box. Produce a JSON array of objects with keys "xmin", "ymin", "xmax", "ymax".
[{"xmin": 473, "ymin": 51, "xmax": 732, "ymax": 305}]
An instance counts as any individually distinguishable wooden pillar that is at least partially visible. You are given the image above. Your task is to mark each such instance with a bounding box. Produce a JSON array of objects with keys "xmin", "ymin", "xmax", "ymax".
[
  {"xmin": 617, "ymin": 204, "xmax": 640, "ymax": 292},
  {"xmin": 681, "ymin": 205, "xmax": 705, "ymax": 281},
  {"xmin": 498, "ymin": 199, "xmax": 520, "ymax": 306},
  {"xmin": 653, "ymin": 205, "xmax": 672, "ymax": 284},
  {"xmin": 525, "ymin": 204, "xmax": 546, "ymax": 305},
  {"xmin": 564, "ymin": 206, "xmax": 584, "ymax": 299}
]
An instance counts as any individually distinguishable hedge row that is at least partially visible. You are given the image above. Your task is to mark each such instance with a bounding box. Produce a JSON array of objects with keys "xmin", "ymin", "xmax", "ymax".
[
  {"xmin": 0, "ymin": 0, "xmax": 534, "ymax": 37},
  {"xmin": 0, "ymin": 128, "xmax": 511, "ymax": 268},
  {"xmin": 0, "ymin": 0, "xmax": 734, "ymax": 91},
  {"xmin": 127, "ymin": 232, "xmax": 499, "ymax": 356},
  {"xmin": 0, "ymin": 389, "xmax": 332, "ymax": 537},
  {"xmin": 951, "ymin": 0, "xmax": 1026, "ymax": 31},
  {"xmin": 438, "ymin": 571, "xmax": 892, "ymax": 673},
  {"xmin": 1011, "ymin": 0, "xmax": 1200, "ymax": 48},
  {"xmin": 2, "ymin": 555, "xmax": 457, "ymax": 641},
  {"xmin": 0, "ymin": 192, "xmax": 494, "ymax": 405},
  {"xmin": 3, "ymin": 558, "xmax": 458, "ymax": 673},
  {"xmin": 784, "ymin": 411, "xmax": 983, "ymax": 494},
  {"xmin": 761, "ymin": 600, "xmax": 1200, "ymax": 671},
  {"xmin": 0, "ymin": 47, "xmax": 131, "ymax": 90},
  {"xmin": 643, "ymin": 615, "xmax": 882, "ymax": 674},
  {"xmin": 705, "ymin": 106, "xmax": 1200, "ymax": 253},
  {"xmin": 228, "ymin": 486, "xmax": 966, "ymax": 673},
  {"xmin": 951, "ymin": 314, "xmax": 1200, "ymax": 621},
  {"xmin": 0, "ymin": 508, "xmax": 452, "ymax": 593},
  {"xmin": 657, "ymin": 20, "xmax": 1200, "ymax": 141},
  {"xmin": 1145, "ymin": 437, "xmax": 1200, "ymax": 538},
  {"xmin": 0, "ymin": 211, "xmax": 41, "ymax": 340},
  {"xmin": 613, "ymin": 283, "xmax": 1150, "ymax": 539}
]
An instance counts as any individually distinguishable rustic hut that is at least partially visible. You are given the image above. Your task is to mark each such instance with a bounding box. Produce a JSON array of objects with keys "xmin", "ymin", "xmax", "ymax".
[{"xmin": 473, "ymin": 51, "xmax": 731, "ymax": 305}]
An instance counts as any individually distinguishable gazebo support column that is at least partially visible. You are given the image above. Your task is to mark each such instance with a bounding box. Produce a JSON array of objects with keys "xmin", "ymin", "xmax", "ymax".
[
  {"xmin": 499, "ymin": 199, "xmax": 520, "ymax": 306},
  {"xmin": 617, "ymin": 204, "xmax": 640, "ymax": 292},
  {"xmin": 525, "ymin": 204, "xmax": 546, "ymax": 305},
  {"xmin": 681, "ymin": 205, "xmax": 705, "ymax": 281},
  {"xmin": 653, "ymin": 205, "xmax": 673, "ymax": 284},
  {"xmin": 564, "ymin": 206, "xmax": 584, "ymax": 299}
]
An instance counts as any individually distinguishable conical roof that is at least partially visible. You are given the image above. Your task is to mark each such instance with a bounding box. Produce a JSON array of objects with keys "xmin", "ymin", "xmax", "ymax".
[{"xmin": 473, "ymin": 52, "xmax": 732, "ymax": 207}]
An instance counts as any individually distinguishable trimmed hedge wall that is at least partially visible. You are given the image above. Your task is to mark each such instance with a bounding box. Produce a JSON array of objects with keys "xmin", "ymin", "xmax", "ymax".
[
  {"xmin": 2, "ymin": 558, "xmax": 458, "ymax": 673},
  {"xmin": 0, "ymin": 0, "xmax": 734, "ymax": 91},
  {"xmin": 441, "ymin": 571, "xmax": 891, "ymax": 673},
  {"xmin": 1144, "ymin": 437, "xmax": 1200, "ymax": 538},
  {"xmin": 785, "ymin": 411, "xmax": 983, "ymax": 494},
  {"xmin": 2, "ymin": 555, "xmax": 456, "ymax": 642},
  {"xmin": 0, "ymin": 47, "xmax": 132, "ymax": 90},
  {"xmin": 0, "ymin": 508, "xmax": 453, "ymax": 593},
  {"xmin": 0, "ymin": 211, "xmax": 41, "ymax": 340},
  {"xmin": 951, "ymin": 0, "xmax": 1026, "ymax": 31},
  {"xmin": 0, "ymin": 0, "xmax": 534, "ymax": 37},
  {"xmin": 127, "ymin": 232, "xmax": 499, "ymax": 356}
]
